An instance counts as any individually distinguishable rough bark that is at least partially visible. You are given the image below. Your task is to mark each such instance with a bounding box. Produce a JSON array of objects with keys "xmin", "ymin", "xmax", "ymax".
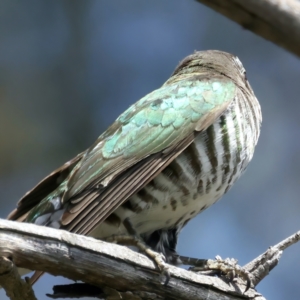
[
  {"xmin": 0, "ymin": 219, "xmax": 267, "ymax": 300},
  {"xmin": 2, "ymin": 220, "xmax": 298, "ymax": 299},
  {"xmin": 0, "ymin": 257, "xmax": 37, "ymax": 300}
]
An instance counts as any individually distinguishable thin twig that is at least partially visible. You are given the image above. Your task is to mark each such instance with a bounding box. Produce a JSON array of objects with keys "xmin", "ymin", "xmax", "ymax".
[
  {"xmin": 275, "ymin": 230, "xmax": 300, "ymax": 251},
  {"xmin": 243, "ymin": 230, "xmax": 300, "ymax": 286}
]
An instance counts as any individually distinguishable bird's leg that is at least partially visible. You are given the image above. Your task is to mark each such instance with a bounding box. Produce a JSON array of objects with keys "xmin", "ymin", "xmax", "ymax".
[
  {"xmin": 105, "ymin": 218, "xmax": 170, "ymax": 283},
  {"xmin": 179, "ymin": 255, "xmax": 252, "ymax": 292}
]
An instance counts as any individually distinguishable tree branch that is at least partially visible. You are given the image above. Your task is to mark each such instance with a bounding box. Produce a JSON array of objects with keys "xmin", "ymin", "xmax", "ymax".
[
  {"xmin": 0, "ymin": 219, "xmax": 265, "ymax": 300},
  {"xmin": 1, "ymin": 221, "xmax": 298, "ymax": 300},
  {"xmin": 195, "ymin": 0, "xmax": 300, "ymax": 57},
  {"xmin": 244, "ymin": 230, "xmax": 300, "ymax": 287},
  {"xmin": 0, "ymin": 256, "xmax": 37, "ymax": 300}
]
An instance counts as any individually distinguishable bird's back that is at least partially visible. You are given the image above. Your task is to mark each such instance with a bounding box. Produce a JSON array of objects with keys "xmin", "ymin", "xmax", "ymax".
[
  {"xmin": 89, "ymin": 85, "xmax": 261, "ymax": 258},
  {"xmin": 8, "ymin": 50, "xmax": 262, "ymax": 263}
]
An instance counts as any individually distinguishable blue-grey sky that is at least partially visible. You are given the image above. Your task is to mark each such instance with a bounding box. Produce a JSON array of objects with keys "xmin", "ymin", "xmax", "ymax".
[{"xmin": 1, "ymin": 1, "xmax": 300, "ymax": 299}]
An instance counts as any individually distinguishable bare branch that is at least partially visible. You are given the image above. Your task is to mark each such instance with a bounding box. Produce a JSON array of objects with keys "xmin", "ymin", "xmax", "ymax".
[
  {"xmin": 0, "ymin": 256, "xmax": 37, "ymax": 300},
  {"xmin": 46, "ymin": 283, "xmax": 105, "ymax": 299},
  {"xmin": 244, "ymin": 230, "xmax": 300, "ymax": 286},
  {"xmin": 195, "ymin": 0, "xmax": 300, "ymax": 57},
  {"xmin": 0, "ymin": 219, "xmax": 264, "ymax": 300},
  {"xmin": 3, "ymin": 221, "xmax": 298, "ymax": 299},
  {"xmin": 275, "ymin": 230, "xmax": 300, "ymax": 251}
]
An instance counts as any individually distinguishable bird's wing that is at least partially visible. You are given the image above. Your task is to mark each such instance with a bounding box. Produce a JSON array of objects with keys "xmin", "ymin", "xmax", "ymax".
[
  {"xmin": 59, "ymin": 75, "xmax": 237, "ymax": 234},
  {"xmin": 8, "ymin": 153, "xmax": 83, "ymax": 221},
  {"xmin": 9, "ymin": 75, "xmax": 237, "ymax": 235}
]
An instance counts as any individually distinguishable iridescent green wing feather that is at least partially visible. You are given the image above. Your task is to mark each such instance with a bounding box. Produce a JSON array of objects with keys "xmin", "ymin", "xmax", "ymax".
[{"xmin": 60, "ymin": 76, "xmax": 237, "ymax": 234}]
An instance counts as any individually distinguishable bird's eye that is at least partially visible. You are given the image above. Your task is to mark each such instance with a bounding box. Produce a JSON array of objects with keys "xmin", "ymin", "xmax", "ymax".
[{"xmin": 243, "ymin": 70, "xmax": 248, "ymax": 80}]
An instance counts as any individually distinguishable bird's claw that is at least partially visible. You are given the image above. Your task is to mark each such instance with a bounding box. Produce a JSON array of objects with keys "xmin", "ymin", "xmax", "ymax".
[
  {"xmin": 105, "ymin": 234, "xmax": 170, "ymax": 284},
  {"xmin": 190, "ymin": 255, "xmax": 252, "ymax": 293},
  {"xmin": 140, "ymin": 246, "xmax": 170, "ymax": 285}
]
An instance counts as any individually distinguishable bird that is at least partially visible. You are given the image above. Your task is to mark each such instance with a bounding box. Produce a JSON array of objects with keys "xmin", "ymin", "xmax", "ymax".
[{"xmin": 8, "ymin": 50, "xmax": 261, "ymax": 283}]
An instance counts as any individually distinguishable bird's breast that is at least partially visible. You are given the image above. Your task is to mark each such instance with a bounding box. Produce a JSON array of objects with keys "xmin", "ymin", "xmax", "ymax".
[{"xmin": 91, "ymin": 93, "xmax": 261, "ymax": 239}]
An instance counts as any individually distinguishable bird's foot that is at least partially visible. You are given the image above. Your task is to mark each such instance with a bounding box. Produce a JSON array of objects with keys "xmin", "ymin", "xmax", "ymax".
[
  {"xmin": 105, "ymin": 234, "xmax": 170, "ymax": 284},
  {"xmin": 179, "ymin": 255, "xmax": 252, "ymax": 292}
]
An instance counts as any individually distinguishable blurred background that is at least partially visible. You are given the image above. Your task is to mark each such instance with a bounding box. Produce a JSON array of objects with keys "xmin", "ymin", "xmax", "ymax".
[{"xmin": 0, "ymin": 1, "xmax": 299, "ymax": 299}]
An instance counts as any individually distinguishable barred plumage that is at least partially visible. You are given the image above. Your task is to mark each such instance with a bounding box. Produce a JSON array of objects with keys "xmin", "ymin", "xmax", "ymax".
[
  {"xmin": 8, "ymin": 50, "xmax": 261, "ymax": 269},
  {"xmin": 91, "ymin": 91, "xmax": 261, "ymax": 258}
]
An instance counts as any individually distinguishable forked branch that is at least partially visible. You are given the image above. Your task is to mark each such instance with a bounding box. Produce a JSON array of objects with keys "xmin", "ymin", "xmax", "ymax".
[
  {"xmin": 0, "ymin": 219, "xmax": 298, "ymax": 300},
  {"xmin": 0, "ymin": 219, "xmax": 270, "ymax": 300}
]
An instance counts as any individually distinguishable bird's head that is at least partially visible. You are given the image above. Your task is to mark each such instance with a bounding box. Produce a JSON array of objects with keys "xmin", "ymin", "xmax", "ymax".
[{"xmin": 168, "ymin": 50, "xmax": 250, "ymax": 91}]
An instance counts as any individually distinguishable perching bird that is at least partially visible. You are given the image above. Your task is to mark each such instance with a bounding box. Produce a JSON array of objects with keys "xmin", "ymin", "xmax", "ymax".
[{"xmin": 8, "ymin": 50, "xmax": 261, "ymax": 282}]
